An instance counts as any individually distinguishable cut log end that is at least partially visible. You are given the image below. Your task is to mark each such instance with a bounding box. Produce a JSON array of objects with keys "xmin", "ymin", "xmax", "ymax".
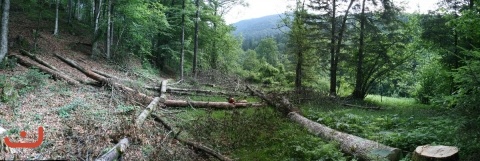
[{"xmin": 412, "ymin": 145, "xmax": 459, "ymax": 161}]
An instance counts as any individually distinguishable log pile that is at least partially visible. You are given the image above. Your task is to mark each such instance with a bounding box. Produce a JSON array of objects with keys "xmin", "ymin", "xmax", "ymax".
[{"xmin": 246, "ymin": 85, "xmax": 402, "ymax": 161}]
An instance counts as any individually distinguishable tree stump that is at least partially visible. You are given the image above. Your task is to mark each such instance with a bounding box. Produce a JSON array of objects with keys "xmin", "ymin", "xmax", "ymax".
[{"xmin": 412, "ymin": 145, "xmax": 459, "ymax": 161}]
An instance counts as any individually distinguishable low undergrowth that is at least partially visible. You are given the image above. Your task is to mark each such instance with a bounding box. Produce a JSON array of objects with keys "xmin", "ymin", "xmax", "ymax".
[
  {"xmin": 302, "ymin": 95, "xmax": 479, "ymax": 160},
  {"xmin": 174, "ymin": 96, "xmax": 352, "ymax": 161}
]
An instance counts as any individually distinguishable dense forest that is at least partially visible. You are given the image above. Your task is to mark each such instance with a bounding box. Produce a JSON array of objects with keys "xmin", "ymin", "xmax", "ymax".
[{"xmin": 0, "ymin": 0, "xmax": 479, "ymax": 160}]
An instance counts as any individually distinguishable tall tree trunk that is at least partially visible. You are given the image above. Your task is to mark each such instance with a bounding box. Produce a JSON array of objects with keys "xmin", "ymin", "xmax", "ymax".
[
  {"xmin": 54, "ymin": 0, "xmax": 59, "ymax": 35},
  {"xmin": 91, "ymin": 0, "xmax": 102, "ymax": 57},
  {"xmin": 180, "ymin": 0, "xmax": 186, "ymax": 80},
  {"xmin": 106, "ymin": 0, "xmax": 112, "ymax": 59},
  {"xmin": 295, "ymin": 51, "xmax": 303, "ymax": 90},
  {"xmin": 0, "ymin": 0, "xmax": 9, "ymax": 64},
  {"xmin": 76, "ymin": 0, "xmax": 81, "ymax": 20},
  {"xmin": 211, "ymin": 3, "xmax": 218, "ymax": 69},
  {"xmin": 193, "ymin": 0, "xmax": 200, "ymax": 79},
  {"xmin": 334, "ymin": 0, "xmax": 354, "ymax": 95},
  {"xmin": 352, "ymin": 0, "xmax": 367, "ymax": 99},
  {"xmin": 68, "ymin": 0, "xmax": 72, "ymax": 24},
  {"xmin": 329, "ymin": 0, "xmax": 337, "ymax": 96},
  {"xmin": 91, "ymin": 0, "xmax": 95, "ymax": 25}
]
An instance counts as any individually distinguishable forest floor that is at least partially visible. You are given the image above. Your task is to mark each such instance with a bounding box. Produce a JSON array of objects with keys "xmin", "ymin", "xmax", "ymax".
[
  {"xmin": 2, "ymin": 3, "xmax": 479, "ymax": 161},
  {"xmin": 0, "ymin": 7, "xmax": 214, "ymax": 160}
]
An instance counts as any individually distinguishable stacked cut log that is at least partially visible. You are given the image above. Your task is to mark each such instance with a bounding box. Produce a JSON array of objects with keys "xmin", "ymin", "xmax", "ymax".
[{"xmin": 246, "ymin": 85, "xmax": 402, "ymax": 161}]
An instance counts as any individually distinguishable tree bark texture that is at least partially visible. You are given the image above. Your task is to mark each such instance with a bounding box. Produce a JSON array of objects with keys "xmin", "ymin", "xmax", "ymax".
[
  {"xmin": 0, "ymin": 0, "xmax": 10, "ymax": 64},
  {"xmin": 352, "ymin": 0, "xmax": 367, "ymax": 99},
  {"xmin": 246, "ymin": 85, "xmax": 401, "ymax": 161},
  {"xmin": 192, "ymin": 0, "xmax": 200, "ymax": 79},
  {"xmin": 106, "ymin": 0, "xmax": 112, "ymax": 59},
  {"xmin": 91, "ymin": 0, "xmax": 102, "ymax": 57},
  {"xmin": 95, "ymin": 138, "xmax": 129, "ymax": 161},
  {"xmin": 135, "ymin": 97, "xmax": 161, "ymax": 127},
  {"xmin": 333, "ymin": 0, "xmax": 354, "ymax": 96},
  {"xmin": 288, "ymin": 112, "xmax": 401, "ymax": 161},
  {"xmin": 329, "ymin": 0, "xmax": 337, "ymax": 96},
  {"xmin": 12, "ymin": 54, "xmax": 81, "ymax": 86},
  {"xmin": 160, "ymin": 80, "xmax": 168, "ymax": 102},
  {"xmin": 164, "ymin": 100, "xmax": 263, "ymax": 109},
  {"xmin": 180, "ymin": 0, "xmax": 185, "ymax": 80},
  {"xmin": 54, "ymin": 0, "xmax": 59, "ymax": 35},
  {"xmin": 55, "ymin": 54, "xmax": 154, "ymax": 104},
  {"xmin": 165, "ymin": 87, "xmax": 245, "ymax": 96}
]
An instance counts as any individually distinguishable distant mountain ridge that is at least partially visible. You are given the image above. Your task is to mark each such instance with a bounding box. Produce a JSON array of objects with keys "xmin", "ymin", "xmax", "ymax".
[{"xmin": 232, "ymin": 13, "xmax": 289, "ymax": 40}]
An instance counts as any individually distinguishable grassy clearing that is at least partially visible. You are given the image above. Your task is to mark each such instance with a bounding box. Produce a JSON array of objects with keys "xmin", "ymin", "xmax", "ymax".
[{"xmin": 302, "ymin": 95, "xmax": 478, "ymax": 160}]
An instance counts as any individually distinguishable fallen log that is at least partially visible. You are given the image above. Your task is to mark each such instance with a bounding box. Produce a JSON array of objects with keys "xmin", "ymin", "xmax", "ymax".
[
  {"xmin": 12, "ymin": 54, "xmax": 81, "ymax": 86},
  {"xmin": 92, "ymin": 69, "xmax": 133, "ymax": 83},
  {"xmin": 165, "ymin": 87, "xmax": 244, "ymax": 96},
  {"xmin": 246, "ymin": 85, "xmax": 402, "ymax": 161},
  {"xmin": 151, "ymin": 114, "xmax": 231, "ymax": 161},
  {"xmin": 135, "ymin": 97, "xmax": 161, "ymax": 127},
  {"xmin": 95, "ymin": 138, "xmax": 130, "ymax": 161},
  {"xmin": 160, "ymin": 80, "xmax": 168, "ymax": 102},
  {"xmin": 19, "ymin": 49, "xmax": 58, "ymax": 71},
  {"xmin": 412, "ymin": 145, "xmax": 459, "ymax": 161},
  {"xmin": 54, "ymin": 54, "xmax": 154, "ymax": 104},
  {"xmin": 164, "ymin": 100, "xmax": 264, "ymax": 109}
]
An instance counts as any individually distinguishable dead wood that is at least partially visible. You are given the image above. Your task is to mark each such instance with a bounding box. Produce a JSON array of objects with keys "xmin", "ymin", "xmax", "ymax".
[
  {"xmin": 19, "ymin": 49, "xmax": 59, "ymax": 71},
  {"xmin": 151, "ymin": 114, "xmax": 232, "ymax": 161},
  {"xmin": 135, "ymin": 97, "xmax": 162, "ymax": 127},
  {"xmin": 54, "ymin": 54, "xmax": 154, "ymax": 104},
  {"xmin": 160, "ymin": 80, "xmax": 168, "ymax": 102},
  {"xmin": 92, "ymin": 69, "xmax": 133, "ymax": 83},
  {"xmin": 165, "ymin": 87, "xmax": 244, "ymax": 96},
  {"xmin": 342, "ymin": 104, "xmax": 381, "ymax": 110},
  {"xmin": 95, "ymin": 138, "xmax": 130, "ymax": 161},
  {"xmin": 164, "ymin": 100, "xmax": 264, "ymax": 109},
  {"xmin": 12, "ymin": 54, "xmax": 81, "ymax": 86},
  {"xmin": 0, "ymin": 126, "xmax": 17, "ymax": 154},
  {"xmin": 246, "ymin": 85, "xmax": 401, "ymax": 161},
  {"xmin": 412, "ymin": 145, "xmax": 459, "ymax": 161}
]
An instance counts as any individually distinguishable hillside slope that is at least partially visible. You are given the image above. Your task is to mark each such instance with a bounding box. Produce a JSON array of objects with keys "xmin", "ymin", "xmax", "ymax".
[
  {"xmin": 232, "ymin": 14, "xmax": 289, "ymax": 43},
  {"xmin": 0, "ymin": 3, "xmax": 204, "ymax": 160}
]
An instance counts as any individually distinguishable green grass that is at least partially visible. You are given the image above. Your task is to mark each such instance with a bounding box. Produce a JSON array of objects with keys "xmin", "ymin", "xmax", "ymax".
[
  {"xmin": 302, "ymin": 95, "xmax": 480, "ymax": 160},
  {"xmin": 172, "ymin": 95, "xmax": 350, "ymax": 160}
]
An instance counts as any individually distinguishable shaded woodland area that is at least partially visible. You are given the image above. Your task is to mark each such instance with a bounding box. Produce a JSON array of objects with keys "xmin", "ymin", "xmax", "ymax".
[{"xmin": 0, "ymin": 0, "xmax": 479, "ymax": 160}]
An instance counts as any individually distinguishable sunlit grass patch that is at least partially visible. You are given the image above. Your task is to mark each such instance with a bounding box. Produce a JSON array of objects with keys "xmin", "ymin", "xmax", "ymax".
[{"xmin": 365, "ymin": 94, "xmax": 420, "ymax": 108}]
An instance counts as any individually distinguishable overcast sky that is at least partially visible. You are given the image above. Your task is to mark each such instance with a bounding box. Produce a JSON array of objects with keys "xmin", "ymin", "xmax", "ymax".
[{"xmin": 224, "ymin": 0, "xmax": 439, "ymax": 24}]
